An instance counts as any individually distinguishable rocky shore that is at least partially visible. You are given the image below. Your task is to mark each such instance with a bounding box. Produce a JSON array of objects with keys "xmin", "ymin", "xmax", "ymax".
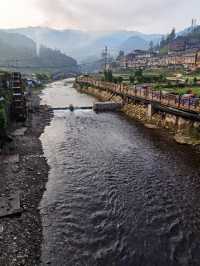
[{"xmin": 0, "ymin": 93, "xmax": 53, "ymax": 265}]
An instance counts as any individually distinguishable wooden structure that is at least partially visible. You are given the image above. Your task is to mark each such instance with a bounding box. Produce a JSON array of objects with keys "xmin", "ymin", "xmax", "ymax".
[{"xmin": 11, "ymin": 72, "xmax": 27, "ymax": 121}]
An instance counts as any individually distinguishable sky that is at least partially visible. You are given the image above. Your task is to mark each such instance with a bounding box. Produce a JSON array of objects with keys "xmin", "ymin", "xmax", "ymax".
[{"xmin": 0, "ymin": 0, "xmax": 199, "ymax": 33}]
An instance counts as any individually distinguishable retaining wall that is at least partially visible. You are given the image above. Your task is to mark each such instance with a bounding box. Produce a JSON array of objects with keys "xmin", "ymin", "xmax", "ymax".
[{"xmin": 75, "ymin": 82, "xmax": 200, "ymax": 145}]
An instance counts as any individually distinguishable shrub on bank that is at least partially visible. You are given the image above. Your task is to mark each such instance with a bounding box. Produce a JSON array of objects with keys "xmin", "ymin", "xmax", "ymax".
[{"xmin": 0, "ymin": 106, "xmax": 7, "ymax": 130}]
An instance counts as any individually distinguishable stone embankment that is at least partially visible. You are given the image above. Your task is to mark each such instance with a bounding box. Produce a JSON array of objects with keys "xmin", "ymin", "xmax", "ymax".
[{"xmin": 75, "ymin": 82, "xmax": 200, "ymax": 145}]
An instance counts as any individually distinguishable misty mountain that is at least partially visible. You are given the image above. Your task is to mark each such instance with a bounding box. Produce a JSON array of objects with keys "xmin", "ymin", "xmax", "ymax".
[
  {"xmin": 120, "ymin": 36, "xmax": 149, "ymax": 53},
  {"xmin": 0, "ymin": 30, "xmax": 79, "ymax": 74},
  {"xmin": 0, "ymin": 31, "xmax": 35, "ymax": 60},
  {"xmin": 7, "ymin": 27, "xmax": 162, "ymax": 61},
  {"xmin": 177, "ymin": 25, "xmax": 199, "ymax": 37}
]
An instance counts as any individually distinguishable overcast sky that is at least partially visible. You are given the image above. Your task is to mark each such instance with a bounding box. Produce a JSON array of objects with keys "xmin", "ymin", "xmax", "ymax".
[{"xmin": 0, "ymin": 0, "xmax": 199, "ymax": 33}]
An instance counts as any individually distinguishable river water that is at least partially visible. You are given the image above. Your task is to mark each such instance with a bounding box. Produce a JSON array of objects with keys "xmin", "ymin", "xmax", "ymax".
[{"xmin": 40, "ymin": 79, "xmax": 200, "ymax": 266}]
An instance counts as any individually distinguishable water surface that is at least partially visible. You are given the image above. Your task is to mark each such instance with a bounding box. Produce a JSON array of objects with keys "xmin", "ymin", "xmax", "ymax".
[{"xmin": 40, "ymin": 79, "xmax": 200, "ymax": 266}]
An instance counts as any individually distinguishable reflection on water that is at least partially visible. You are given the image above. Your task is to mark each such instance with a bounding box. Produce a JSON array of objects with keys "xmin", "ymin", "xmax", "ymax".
[
  {"xmin": 41, "ymin": 78, "xmax": 95, "ymax": 107},
  {"xmin": 40, "ymin": 79, "xmax": 200, "ymax": 266}
]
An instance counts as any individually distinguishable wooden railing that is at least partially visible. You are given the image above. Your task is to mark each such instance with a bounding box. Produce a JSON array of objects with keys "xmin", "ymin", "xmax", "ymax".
[{"xmin": 77, "ymin": 77, "xmax": 200, "ymax": 113}]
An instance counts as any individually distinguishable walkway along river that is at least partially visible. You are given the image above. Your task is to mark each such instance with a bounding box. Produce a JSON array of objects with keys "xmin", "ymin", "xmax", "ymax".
[{"xmin": 40, "ymin": 79, "xmax": 200, "ymax": 266}]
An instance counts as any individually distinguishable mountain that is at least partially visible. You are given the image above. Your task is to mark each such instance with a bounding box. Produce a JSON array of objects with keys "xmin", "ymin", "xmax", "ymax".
[
  {"xmin": 7, "ymin": 27, "xmax": 162, "ymax": 61},
  {"xmin": 0, "ymin": 31, "xmax": 35, "ymax": 60},
  {"xmin": 177, "ymin": 25, "xmax": 200, "ymax": 37},
  {"xmin": 0, "ymin": 30, "xmax": 79, "ymax": 74},
  {"xmin": 120, "ymin": 36, "xmax": 149, "ymax": 53}
]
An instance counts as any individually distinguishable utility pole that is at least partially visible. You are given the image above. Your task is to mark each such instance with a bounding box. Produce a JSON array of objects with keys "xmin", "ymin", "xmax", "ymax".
[
  {"xmin": 102, "ymin": 46, "xmax": 108, "ymax": 71},
  {"xmin": 15, "ymin": 59, "xmax": 19, "ymax": 69},
  {"xmin": 191, "ymin": 18, "xmax": 197, "ymax": 31}
]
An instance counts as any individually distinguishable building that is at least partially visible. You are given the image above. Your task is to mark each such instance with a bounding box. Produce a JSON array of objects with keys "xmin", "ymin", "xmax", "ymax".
[
  {"xmin": 169, "ymin": 37, "xmax": 187, "ymax": 52},
  {"xmin": 196, "ymin": 51, "xmax": 200, "ymax": 68},
  {"xmin": 117, "ymin": 49, "xmax": 199, "ymax": 70}
]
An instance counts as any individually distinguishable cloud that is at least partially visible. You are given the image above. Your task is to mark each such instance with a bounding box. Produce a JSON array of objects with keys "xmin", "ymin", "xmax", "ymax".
[
  {"xmin": 34, "ymin": 0, "xmax": 200, "ymax": 33},
  {"xmin": 0, "ymin": 0, "xmax": 199, "ymax": 33}
]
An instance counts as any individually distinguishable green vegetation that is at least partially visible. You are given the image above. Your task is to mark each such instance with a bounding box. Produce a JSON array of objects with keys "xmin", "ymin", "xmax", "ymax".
[
  {"xmin": 103, "ymin": 70, "xmax": 124, "ymax": 84},
  {"xmin": 117, "ymin": 76, "xmax": 123, "ymax": 84},
  {"xmin": 109, "ymin": 66, "xmax": 200, "ymax": 96},
  {"xmin": 0, "ymin": 31, "xmax": 79, "ymax": 74},
  {"xmin": 185, "ymin": 26, "xmax": 200, "ymax": 40},
  {"xmin": 0, "ymin": 105, "xmax": 7, "ymax": 129},
  {"xmin": 118, "ymin": 69, "xmax": 167, "ymax": 84},
  {"xmin": 150, "ymin": 28, "xmax": 176, "ymax": 54},
  {"xmin": 0, "ymin": 71, "xmax": 12, "ymax": 130},
  {"xmin": 104, "ymin": 69, "xmax": 113, "ymax": 82},
  {"xmin": 35, "ymin": 72, "xmax": 51, "ymax": 84},
  {"xmin": 129, "ymin": 75, "xmax": 135, "ymax": 84},
  {"xmin": 153, "ymin": 86, "xmax": 200, "ymax": 96},
  {"xmin": 159, "ymin": 46, "xmax": 169, "ymax": 55}
]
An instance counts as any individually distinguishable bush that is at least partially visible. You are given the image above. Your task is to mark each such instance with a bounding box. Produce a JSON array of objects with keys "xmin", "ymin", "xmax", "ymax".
[
  {"xmin": 104, "ymin": 70, "xmax": 113, "ymax": 82},
  {"xmin": 113, "ymin": 77, "xmax": 118, "ymax": 84},
  {"xmin": 129, "ymin": 75, "xmax": 135, "ymax": 84},
  {"xmin": 193, "ymin": 77, "xmax": 197, "ymax": 85},
  {"xmin": 0, "ymin": 107, "xmax": 7, "ymax": 129},
  {"xmin": 117, "ymin": 76, "xmax": 123, "ymax": 83}
]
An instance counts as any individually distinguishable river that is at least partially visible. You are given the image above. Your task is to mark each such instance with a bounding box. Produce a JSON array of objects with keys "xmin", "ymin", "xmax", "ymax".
[{"xmin": 40, "ymin": 79, "xmax": 200, "ymax": 266}]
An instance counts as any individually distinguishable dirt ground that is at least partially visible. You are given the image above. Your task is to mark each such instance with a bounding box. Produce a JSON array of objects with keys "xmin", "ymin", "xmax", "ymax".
[{"xmin": 0, "ymin": 96, "xmax": 53, "ymax": 265}]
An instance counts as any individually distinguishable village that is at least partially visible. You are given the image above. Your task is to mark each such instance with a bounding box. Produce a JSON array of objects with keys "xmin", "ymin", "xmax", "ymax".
[{"xmin": 114, "ymin": 36, "xmax": 200, "ymax": 71}]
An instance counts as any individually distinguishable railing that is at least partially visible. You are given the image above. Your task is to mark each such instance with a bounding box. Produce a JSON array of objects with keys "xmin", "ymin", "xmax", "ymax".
[{"xmin": 77, "ymin": 77, "xmax": 200, "ymax": 113}]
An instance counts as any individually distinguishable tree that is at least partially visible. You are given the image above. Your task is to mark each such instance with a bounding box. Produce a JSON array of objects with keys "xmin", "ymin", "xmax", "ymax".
[
  {"xmin": 159, "ymin": 28, "xmax": 176, "ymax": 49},
  {"xmin": 135, "ymin": 69, "xmax": 144, "ymax": 83},
  {"xmin": 117, "ymin": 76, "xmax": 123, "ymax": 83},
  {"xmin": 0, "ymin": 106, "xmax": 7, "ymax": 130},
  {"xmin": 160, "ymin": 36, "xmax": 166, "ymax": 48},
  {"xmin": 107, "ymin": 70, "xmax": 113, "ymax": 82},
  {"xmin": 159, "ymin": 74, "xmax": 166, "ymax": 82},
  {"xmin": 113, "ymin": 77, "xmax": 118, "ymax": 84},
  {"xmin": 104, "ymin": 69, "xmax": 113, "ymax": 82},
  {"xmin": 104, "ymin": 70, "xmax": 108, "ymax": 81},
  {"xmin": 193, "ymin": 77, "xmax": 197, "ymax": 85},
  {"xmin": 129, "ymin": 75, "xmax": 135, "ymax": 84},
  {"xmin": 168, "ymin": 28, "xmax": 176, "ymax": 42}
]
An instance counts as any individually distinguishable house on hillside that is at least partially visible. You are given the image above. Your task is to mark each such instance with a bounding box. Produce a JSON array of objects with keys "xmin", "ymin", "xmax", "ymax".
[
  {"xmin": 169, "ymin": 36, "xmax": 200, "ymax": 54},
  {"xmin": 196, "ymin": 51, "xmax": 200, "ymax": 68},
  {"xmin": 186, "ymin": 38, "xmax": 200, "ymax": 50},
  {"xmin": 169, "ymin": 37, "xmax": 187, "ymax": 53},
  {"xmin": 114, "ymin": 44, "xmax": 200, "ymax": 71},
  {"xmin": 122, "ymin": 50, "xmax": 156, "ymax": 69}
]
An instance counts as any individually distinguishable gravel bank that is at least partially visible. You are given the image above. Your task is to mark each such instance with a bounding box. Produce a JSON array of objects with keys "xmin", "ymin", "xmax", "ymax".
[{"xmin": 0, "ymin": 96, "xmax": 53, "ymax": 265}]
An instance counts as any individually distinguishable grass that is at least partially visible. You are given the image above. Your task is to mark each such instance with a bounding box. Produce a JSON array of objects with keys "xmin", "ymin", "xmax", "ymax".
[
  {"xmin": 96, "ymin": 67, "xmax": 200, "ymax": 96},
  {"xmin": 171, "ymin": 87, "xmax": 200, "ymax": 96},
  {"xmin": 153, "ymin": 85, "xmax": 200, "ymax": 96},
  {"xmin": 159, "ymin": 46, "xmax": 169, "ymax": 55}
]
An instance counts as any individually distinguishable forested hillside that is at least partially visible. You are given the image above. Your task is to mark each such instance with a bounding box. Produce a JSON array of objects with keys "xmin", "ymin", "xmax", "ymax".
[{"xmin": 0, "ymin": 31, "xmax": 79, "ymax": 73}]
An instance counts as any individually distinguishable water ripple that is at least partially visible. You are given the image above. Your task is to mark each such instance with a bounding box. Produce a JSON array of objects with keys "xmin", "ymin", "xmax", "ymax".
[{"xmin": 40, "ymin": 80, "xmax": 200, "ymax": 266}]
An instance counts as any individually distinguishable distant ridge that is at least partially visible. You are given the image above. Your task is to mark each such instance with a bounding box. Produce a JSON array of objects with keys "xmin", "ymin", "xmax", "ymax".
[
  {"xmin": 0, "ymin": 30, "xmax": 79, "ymax": 74},
  {"xmin": 6, "ymin": 27, "xmax": 163, "ymax": 61}
]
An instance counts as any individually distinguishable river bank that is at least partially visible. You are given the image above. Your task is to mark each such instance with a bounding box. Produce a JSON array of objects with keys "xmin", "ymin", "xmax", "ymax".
[
  {"xmin": 75, "ymin": 82, "xmax": 200, "ymax": 146},
  {"xmin": 0, "ymin": 91, "xmax": 53, "ymax": 265}
]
